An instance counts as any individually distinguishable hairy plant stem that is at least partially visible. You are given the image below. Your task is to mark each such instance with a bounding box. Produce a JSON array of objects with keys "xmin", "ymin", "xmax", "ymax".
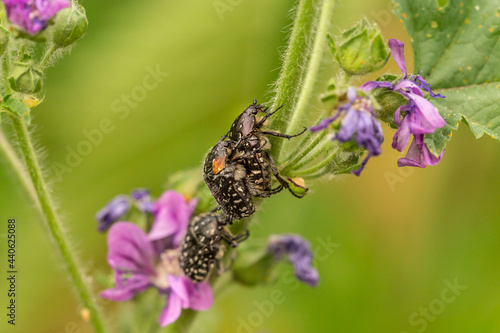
[
  {"xmin": 3, "ymin": 52, "xmax": 12, "ymax": 94},
  {"xmin": 40, "ymin": 44, "xmax": 58, "ymax": 69},
  {"xmin": 0, "ymin": 128, "xmax": 38, "ymax": 203},
  {"xmin": 7, "ymin": 114, "xmax": 109, "ymax": 333},
  {"xmin": 269, "ymin": 0, "xmax": 322, "ymax": 157},
  {"xmin": 277, "ymin": 0, "xmax": 336, "ymax": 163},
  {"xmin": 281, "ymin": 129, "xmax": 327, "ymax": 174},
  {"xmin": 292, "ymin": 146, "xmax": 339, "ymax": 176},
  {"xmin": 288, "ymin": 134, "xmax": 333, "ymax": 172}
]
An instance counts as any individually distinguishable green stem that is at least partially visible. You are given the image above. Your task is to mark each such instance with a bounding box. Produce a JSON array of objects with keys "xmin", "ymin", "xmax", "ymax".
[
  {"xmin": 269, "ymin": 0, "xmax": 321, "ymax": 157},
  {"xmin": 289, "ymin": 135, "xmax": 333, "ymax": 172},
  {"xmin": 0, "ymin": 128, "xmax": 37, "ymax": 204},
  {"xmin": 3, "ymin": 52, "xmax": 12, "ymax": 94},
  {"xmin": 292, "ymin": 146, "xmax": 338, "ymax": 176},
  {"xmin": 278, "ymin": 0, "xmax": 336, "ymax": 162},
  {"xmin": 7, "ymin": 114, "xmax": 109, "ymax": 333},
  {"xmin": 281, "ymin": 129, "xmax": 327, "ymax": 173},
  {"xmin": 40, "ymin": 44, "xmax": 58, "ymax": 69}
]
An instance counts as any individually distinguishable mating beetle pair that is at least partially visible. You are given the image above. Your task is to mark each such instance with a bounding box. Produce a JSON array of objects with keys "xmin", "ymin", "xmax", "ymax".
[
  {"xmin": 204, "ymin": 99, "xmax": 306, "ymax": 220},
  {"xmin": 180, "ymin": 100, "xmax": 305, "ymax": 282}
]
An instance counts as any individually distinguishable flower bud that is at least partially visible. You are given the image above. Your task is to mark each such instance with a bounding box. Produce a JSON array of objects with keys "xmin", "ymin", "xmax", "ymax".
[
  {"xmin": 287, "ymin": 177, "xmax": 309, "ymax": 197},
  {"xmin": 52, "ymin": 4, "xmax": 88, "ymax": 48},
  {"xmin": 8, "ymin": 61, "xmax": 42, "ymax": 93},
  {"xmin": 0, "ymin": 25, "xmax": 10, "ymax": 56},
  {"xmin": 329, "ymin": 19, "xmax": 390, "ymax": 75}
]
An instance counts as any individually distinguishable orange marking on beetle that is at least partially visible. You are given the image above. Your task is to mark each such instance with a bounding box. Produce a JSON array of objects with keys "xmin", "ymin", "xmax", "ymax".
[{"xmin": 212, "ymin": 156, "xmax": 226, "ymax": 174}]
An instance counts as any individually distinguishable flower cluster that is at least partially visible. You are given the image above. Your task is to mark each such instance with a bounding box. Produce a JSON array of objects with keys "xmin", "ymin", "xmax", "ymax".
[
  {"xmin": 310, "ymin": 87, "xmax": 384, "ymax": 176},
  {"xmin": 361, "ymin": 39, "xmax": 446, "ymax": 168},
  {"xmin": 310, "ymin": 39, "xmax": 446, "ymax": 174},
  {"xmin": 99, "ymin": 190, "xmax": 213, "ymax": 326}
]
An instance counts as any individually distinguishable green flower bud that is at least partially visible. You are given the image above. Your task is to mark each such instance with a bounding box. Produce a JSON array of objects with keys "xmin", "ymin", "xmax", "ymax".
[
  {"xmin": 0, "ymin": 25, "xmax": 9, "ymax": 56},
  {"xmin": 8, "ymin": 61, "xmax": 42, "ymax": 93},
  {"xmin": 329, "ymin": 19, "xmax": 390, "ymax": 75},
  {"xmin": 52, "ymin": 4, "xmax": 88, "ymax": 48},
  {"xmin": 232, "ymin": 243, "xmax": 277, "ymax": 286}
]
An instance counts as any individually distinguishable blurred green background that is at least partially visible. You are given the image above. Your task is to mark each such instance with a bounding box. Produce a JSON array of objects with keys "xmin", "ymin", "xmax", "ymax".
[{"xmin": 1, "ymin": 0, "xmax": 500, "ymax": 332}]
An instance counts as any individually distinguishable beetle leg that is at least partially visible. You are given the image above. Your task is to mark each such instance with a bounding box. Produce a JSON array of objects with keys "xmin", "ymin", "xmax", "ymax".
[
  {"xmin": 268, "ymin": 155, "xmax": 306, "ymax": 198},
  {"xmin": 260, "ymin": 126, "xmax": 307, "ymax": 139},
  {"xmin": 256, "ymin": 105, "xmax": 284, "ymax": 128},
  {"xmin": 221, "ymin": 227, "xmax": 250, "ymax": 247}
]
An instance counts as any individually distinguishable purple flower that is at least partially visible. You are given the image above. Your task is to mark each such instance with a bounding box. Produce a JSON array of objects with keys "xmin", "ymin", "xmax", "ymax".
[
  {"xmin": 310, "ymin": 87, "xmax": 384, "ymax": 176},
  {"xmin": 397, "ymin": 134, "xmax": 444, "ymax": 168},
  {"xmin": 267, "ymin": 234, "xmax": 319, "ymax": 287},
  {"xmin": 131, "ymin": 188, "xmax": 154, "ymax": 214},
  {"xmin": 2, "ymin": 0, "xmax": 70, "ymax": 35},
  {"xmin": 149, "ymin": 191, "xmax": 198, "ymax": 252},
  {"xmin": 100, "ymin": 190, "xmax": 212, "ymax": 327},
  {"xmin": 360, "ymin": 39, "xmax": 446, "ymax": 168},
  {"xmin": 95, "ymin": 195, "xmax": 130, "ymax": 232}
]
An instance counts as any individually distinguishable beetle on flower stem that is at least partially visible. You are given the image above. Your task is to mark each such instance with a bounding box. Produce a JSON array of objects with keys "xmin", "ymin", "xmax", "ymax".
[
  {"xmin": 204, "ymin": 100, "xmax": 307, "ymax": 220},
  {"xmin": 179, "ymin": 211, "xmax": 248, "ymax": 282}
]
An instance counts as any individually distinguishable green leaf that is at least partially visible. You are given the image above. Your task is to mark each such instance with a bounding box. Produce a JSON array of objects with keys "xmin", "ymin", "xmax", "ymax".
[
  {"xmin": 424, "ymin": 105, "xmax": 461, "ymax": 155},
  {"xmin": 431, "ymin": 84, "xmax": 500, "ymax": 140},
  {"xmin": 394, "ymin": 0, "xmax": 500, "ymax": 149},
  {"xmin": 1, "ymin": 95, "xmax": 31, "ymax": 124}
]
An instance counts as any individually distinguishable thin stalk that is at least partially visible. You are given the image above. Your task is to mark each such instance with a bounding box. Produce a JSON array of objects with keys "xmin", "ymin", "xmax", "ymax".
[
  {"xmin": 40, "ymin": 44, "xmax": 58, "ymax": 69},
  {"xmin": 281, "ymin": 129, "xmax": 327, "ymax": 173},
  {"xmin": 278, "ymin": 0, "xmax": 336, "ymax": 162},
  {"xmin": 7, "ymin": 114, "xmax": 109, "ymax": 333},
  {"xmin": 0, "ymin": 127, "xmax": 38, "ymax": 204},
  {"xmin": 269, "ymin": 0, "xmax": 321, "ymax": 157},
  {"xmin": 3, "ymin": 52, "xmax": 12, "ymax": 94},
  {"xmin": 292, "ymin": 146, "xmax": 339, "ymax": 176},
  {"xmin": 289, "ymin": 135, "xmax": 333, "ymax": 171}
]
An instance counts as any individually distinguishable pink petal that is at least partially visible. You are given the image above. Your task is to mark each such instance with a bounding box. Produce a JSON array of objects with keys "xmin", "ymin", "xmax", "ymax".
[
  {"xmin": 167, "ymin": 275, "xmax": 190, "ymax": 308},
  {"xmin": 408, "ymin": 93, "xmax": 446, "ymax": 130},
  {"xmin": 107, "ymin": 222, "xmax": 156, "ymax": 276},
  {"xmin": 388, "ymin": 39, "xmax": 407, "ymax": 78},
  {"xmin": 158, "ymin": 292, "xmax": 183, "ymax": 327},
  {"xmin": 186, "ymin": 281, "xmax": 214, "ymax": 311},
  {"xmin": 100, "ymin": 275, "xmax": 150, "ymax": 302}
]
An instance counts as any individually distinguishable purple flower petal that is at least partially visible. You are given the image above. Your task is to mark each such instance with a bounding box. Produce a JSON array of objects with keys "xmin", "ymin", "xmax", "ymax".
[
  {"xmin": 185, "ymin": 281, "xmax": 213, "ymax": 311},
  {"xmin": 309, "ymin": 114, "xmax": 339, "ymax": 132},
  {"xmin": 95, "ymin": 195, "xmax": 130, "ymax": 232},
  {"xmin": 394, "ymin": 79, "xmax": 424, "ymax": 96},
  {"xmin": 131, "ymin": 188, "xmax": 154, "ymax": 213},
  {"xmin": 106, "ymin": 222, "xmax": 156, "ymax": 276},
  {"xmin": 158, "ymin": 291, "xmax": 183, "ymax": 327},
  {"xmin": 407, "ymin": 93, "xmax": 446, "ymax": 131},
  {"xmin": 392, "ymin": 115, "xmax": 412, "ymax": 152},
  {"xmin": 100, "ymin": 275, "xmax": 150, "ymax": 302},
  {"xmin": 336, "ymin": 108, "xmax": 359, "ymax": 142},
  {"xmin": 149, "ymin": 191, "xmax": 198, "ymax": 250},
  {"xmin": 167, "ymin": 275, "xmax": 190, "ymax": 308},
  {"xmin": 359, "ymin": 80, "xmax": 394, "ymax": 92},
  {"xmin": 397, "ymin": 134, "xmax": 444, "ymax": 168},
  {"xmin": 2, "ymin": 0, "xmax": 70, "ymax": 34},
  {"xmin": 388, "ymin": 39, "xmax": 407, "ymax": 78},
  {"xmin": 268, "ymin": 234, "xmax": 319, "ymax": 287},
  {"xmin": 411, "ymin": 75, "xmax": 445, "ymax": 98},
  {"xmin": 422, "ymin": 144, "xmax": 445, "ymax": 166}
]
